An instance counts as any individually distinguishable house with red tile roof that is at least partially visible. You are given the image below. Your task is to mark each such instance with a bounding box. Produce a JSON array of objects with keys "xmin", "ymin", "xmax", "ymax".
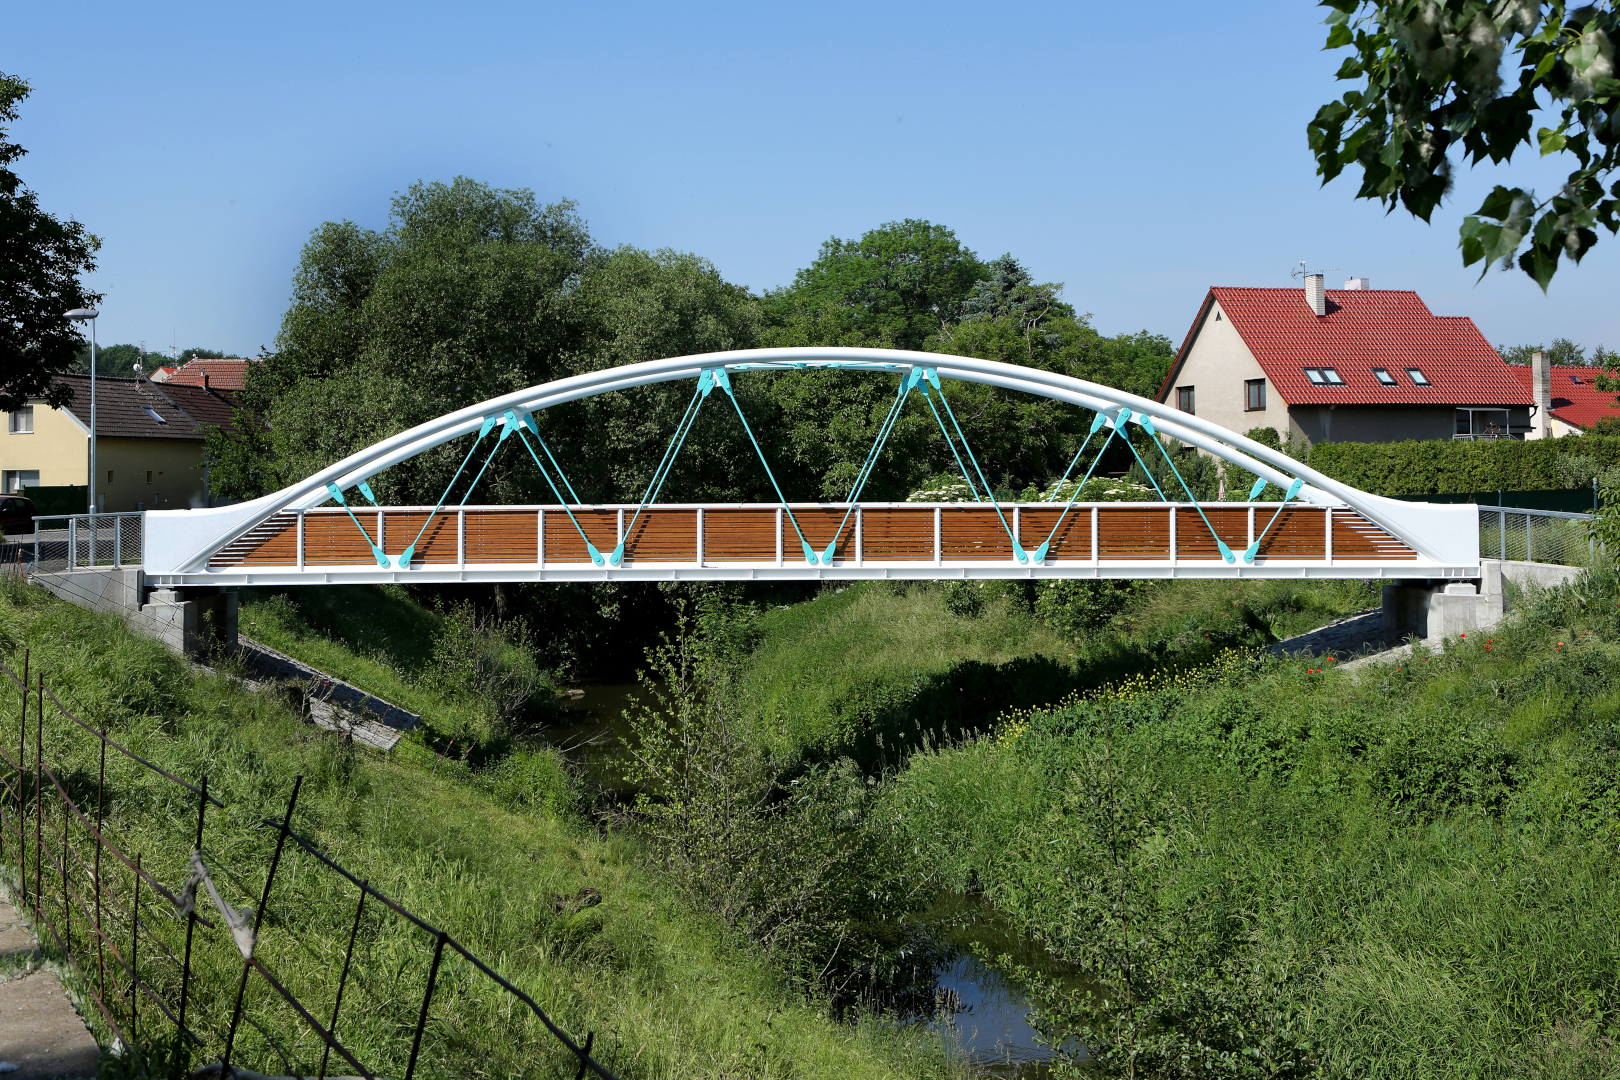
[
  {"xmin": 1157, "ymin": 276, "xmax": 1535, "ymax": 447},
  {"xmin": 159, "ymin": 357, "xmax": 258, "ymax": 391},
  {"xmin": 1510, "ymin": 360, "xmax": 1619, "ymax": 436}
]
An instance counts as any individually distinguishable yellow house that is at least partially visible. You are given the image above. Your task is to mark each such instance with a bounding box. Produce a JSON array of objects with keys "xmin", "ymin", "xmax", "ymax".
[{"xmin": 1, "ymin": 374, "xmax": 242, "ymax": 513}]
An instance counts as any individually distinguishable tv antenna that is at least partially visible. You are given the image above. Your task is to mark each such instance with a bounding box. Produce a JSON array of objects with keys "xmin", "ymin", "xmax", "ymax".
[{"xmin": 1291, "ymin": 261, "xmax": 1338, "ymax": 281}]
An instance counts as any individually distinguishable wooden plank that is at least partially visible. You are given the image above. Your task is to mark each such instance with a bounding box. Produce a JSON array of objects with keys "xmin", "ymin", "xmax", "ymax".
[
  {"xmin": 301, "ymin": 511, "xmax": 380, "ymax": 566},
  {"xmin": 1330, "ymin": 508, "xmax": 1417, "ymax": 560},
  {"xmin": 941, "ymin": 508, "xmax": 1015, "ymax": 561},
  {"xmin": 701, "ymin": 508, "xmax": 776, "ymax": 561},
  {"xmin": 211, "ymin": 512, "xmax": 299, "ymax": 567},
  {"xmin": 858, "ymin": 507, "xmax": 934, "ymax": 561},
  {"xmin": 537, "ymin": 508, "xmax": 616, "ymax": 563},
  {"xmin": 622, "ymin": 508, "xmax": 698, "ymax": 562},
  {"xmin": 1097, "ymin": 506, "xmax": 1171, "ymax": 560},
  {"xmin": 384, "ymin": 511, "xmax": 458, "ymax": 566},
  {"xmin": 1254, "ymin": 507, "xmax": 1326, "ymax": 560},
  {"xmin": 1174, "ymin": 507, "xmax": 1249, "ymax": 560},
  {"xmin": 1016, "ymin": 507, "xmax": 1090, "ymax": 561}
]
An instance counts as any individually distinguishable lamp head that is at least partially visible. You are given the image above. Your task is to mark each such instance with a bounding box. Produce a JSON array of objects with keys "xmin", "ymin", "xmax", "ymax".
[{"xmin": 64, "ymin": 308, "xmax": 99, "ymax": 321}]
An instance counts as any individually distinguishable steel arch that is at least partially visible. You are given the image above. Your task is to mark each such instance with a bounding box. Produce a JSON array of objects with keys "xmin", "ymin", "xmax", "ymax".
[{"xmin": 142, "ymin": 347, "xmax": 1479, "ymax": 578}]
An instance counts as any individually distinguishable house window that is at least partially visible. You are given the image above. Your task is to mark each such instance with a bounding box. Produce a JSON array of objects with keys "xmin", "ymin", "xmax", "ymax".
[
  {"xmin": 1373, "ymin": 368, "xmax": 1397, "ymax": 385},
  {"xmin": 1176, "ymin": 386, "xmax": 1195, "ymax": 414},
  {"xmin": 8, "ymin": 407, "xmax": 33, "ymax": 434},
  {"xmin": 1455, "ymin": 409, "xmax": 1512, "ymax": 439},
  {"xmin": 145, "ymin": 471, "xmax": 153, "ymax": 484},
  {"xmin": 1571, "ymin": 375, "xmax": 1585, "ymax": 384},
  {"xmin": 3, "ymin": 470, "xmax": 38, "ymax": 494},
  {"xmin": 1407, "ymin": 368, "xmax": 1430, "ymax": 385},
  {"xmin": 1303, "ymin": 368, "xmax": 1344, "ymax": 385},
  {"xmin": 1244, "ymin": 378, "xmax": 1266, "ymax": 411},
  {"xmin": 107, "ymin": 470, "xmax": 114, "ymax": 484},
  {"xmin": 143, "ymin": 407, "xmax": 167, "ymax": 424}
]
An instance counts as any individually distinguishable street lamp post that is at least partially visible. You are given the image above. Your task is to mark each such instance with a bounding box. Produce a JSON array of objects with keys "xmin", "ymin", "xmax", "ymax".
[{"xmin": 64, "ymin": 309, "xmax": 99, "ymax": 564}]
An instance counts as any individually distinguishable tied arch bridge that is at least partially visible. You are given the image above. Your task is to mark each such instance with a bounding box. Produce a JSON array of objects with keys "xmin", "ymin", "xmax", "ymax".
[{"xmin": 138, "ymin": 347, "xmax": 1480, "ymax": 586}]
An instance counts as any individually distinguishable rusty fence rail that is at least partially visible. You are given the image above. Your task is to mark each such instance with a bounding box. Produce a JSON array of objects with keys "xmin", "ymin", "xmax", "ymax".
[{"xmin": 0, "ymin": 649, "xmax": 618, "ymax": 1079}]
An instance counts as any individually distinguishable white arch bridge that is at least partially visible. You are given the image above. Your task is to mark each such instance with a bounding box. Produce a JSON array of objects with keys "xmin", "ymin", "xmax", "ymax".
[{"xmin": 137, "ymin": 348, "xmax": 1480, "ymax": 587}]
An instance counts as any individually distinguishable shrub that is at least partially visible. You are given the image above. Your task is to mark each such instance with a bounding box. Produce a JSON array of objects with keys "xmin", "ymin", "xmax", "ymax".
[
  {"xmin": 429, "ymin": 601, "xmax": 553, "ymax": 743},
  {"xmin": 1306, "ymin": 435, "xmax": 1620, "ymax": 495}
]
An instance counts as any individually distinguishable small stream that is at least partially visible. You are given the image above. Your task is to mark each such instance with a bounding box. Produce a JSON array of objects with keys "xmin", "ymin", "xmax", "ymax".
[{"xmin": 546, "ymin": 685, "xmax": 1081, "ymax": 1078}]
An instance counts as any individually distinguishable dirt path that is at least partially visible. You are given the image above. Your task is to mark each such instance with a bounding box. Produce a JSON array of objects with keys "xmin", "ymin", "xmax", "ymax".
[{"xmin": 0, "ymin": 893, "xmax": 99, "ymax": 1079}]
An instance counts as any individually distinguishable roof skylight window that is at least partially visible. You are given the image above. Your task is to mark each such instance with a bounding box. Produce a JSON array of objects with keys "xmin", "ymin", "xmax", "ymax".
[
  {"xmin": 1304, "ymin": 367, "xmax": 1346, "ymax": 385},
  {"xmin": 1406, "ymin": 368, "xmax": 1430, "ymax": 385},
  {"xmin": 1373, "ymin": 368, "xmax": 1397, "ymax": 385},
  {"xmin": 1304, "ymin": 368, "xmax": 1326, "ymax": 384},
  {"xmin": 1570, "ymin": 375, "xmax": 1585, "ymax": 384},
  {"xmin": 143, "ymin": 407, "xmax": 166, "ymax": 424}
]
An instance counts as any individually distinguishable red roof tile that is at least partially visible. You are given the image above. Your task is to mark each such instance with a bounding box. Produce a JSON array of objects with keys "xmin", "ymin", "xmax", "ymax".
[
  {"xmin": 164, "ymin": 358, "xmax": 257, "ymax": 390},
  {"xmin": 1512, "ymin": 364, "xmax": 1620, "ymax": 430},
  {"xmin": 1162, "ymin": 287, "xmax": 1532, "ymax": 408}
]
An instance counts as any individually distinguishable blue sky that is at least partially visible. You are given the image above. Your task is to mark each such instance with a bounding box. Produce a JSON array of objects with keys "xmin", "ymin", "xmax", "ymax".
[{"xmin": 6, "ymin": 0, "xmax": 1616, "ymax": 360}]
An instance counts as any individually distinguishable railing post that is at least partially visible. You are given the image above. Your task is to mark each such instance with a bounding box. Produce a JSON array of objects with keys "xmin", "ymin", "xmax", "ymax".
[
  {"xmin": 113, "ymin": 515, "xmax": 121, "ymax": 569},
  {"xmin": 1500, "ymin": 508, "xmax": 1506, "ymax": 560},
  {"xmin": 319, "ymin": 883, "xmax": 368, "ymax": 1080},
  {"xmin": 695, "ymin": 508, "xmax": 704, "ymax": 568},
  {"xmin": 34, "ymin": 673, "xmax": 42, "ymax": 918},
  {"xmin": 222, "ymin": 775, "xmax": 302, "ymax": 1074},
  {"xmin": 68, "ymin": 517, "xmax": 76, "ymax": 571},
  {"xmin": 94, "ymin": 733, "xmax": 105, "ymax": 1007},
  {"xmin": 130, "ymin": 851, "xmax": 139, "ymax": 1039},
  {"xmin": 176, "ymin": 775, "xmax": 207, "ymax": 1051},
  {"xmin": 405, "ymin": 930, "xmax": 449, "ymax": 1080},
  {"xmin": 933, "ymin": 506, "xmax": 942, "ymax": 567},
  {"xmin": 15, "ymin": 648, "xmax": 24, "ymax": 908},
  {"xmin": 1526, "ymin": 513, "xmax": 1533, "ymax": 562},
  {"xmin": 296, "ymin": 510, "xmax": 305, "ymax": 571}
]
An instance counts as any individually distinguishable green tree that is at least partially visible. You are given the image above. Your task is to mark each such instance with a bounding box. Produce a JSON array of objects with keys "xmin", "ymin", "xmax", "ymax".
[
  {"xmin": 1311, "ymin": 2, "xmax": 1620, "ymax": 289},
  {"xmin": 0, "ymin": 73, "xmax": 100, "ymax": 412},
  {"xmin": 760, "ymin": 219, "xmax": 987, "ymax": 350},
  {"xmin": 1497, "ymin": 337, "xmax": 1617, "ymax": 365}
]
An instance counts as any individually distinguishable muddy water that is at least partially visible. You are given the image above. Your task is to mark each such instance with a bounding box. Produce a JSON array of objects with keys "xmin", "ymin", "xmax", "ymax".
[{"xmin": 546, "ymin": 682, "xmax": 647, "ymax": 795}]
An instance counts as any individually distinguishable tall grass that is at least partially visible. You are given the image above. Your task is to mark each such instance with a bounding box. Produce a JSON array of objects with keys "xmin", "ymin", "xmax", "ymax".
[
  {"xmin": 0, "ymin": 580, "xmax": 962, "ymax": 1080},
  {"xmin": 888, "ymin": 570, "xmax": 1620, "ymax": 1078}
]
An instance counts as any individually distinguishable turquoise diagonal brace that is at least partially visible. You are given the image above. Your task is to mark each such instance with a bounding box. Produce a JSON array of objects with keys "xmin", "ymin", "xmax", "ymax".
[
  {"xmin": 326, "ymin": 482, "xmax": 389, "ymax": 568},
  {"xmin": 1137, "ymin": 414, "xmax": 1234, "ymax": 563},
  {"xmin": 1244, "ymin": 477, "xmax": 1306, "ymax": 563}
]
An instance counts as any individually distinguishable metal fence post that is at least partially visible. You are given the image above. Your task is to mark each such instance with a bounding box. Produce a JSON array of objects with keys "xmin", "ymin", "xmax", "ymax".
[
  {"xmin": 319, "ymin": 883, "xmax": 367, "ymax": 1080},
  {"xmin": 1526, "ymin": 513, "xmax": 1533, "ymax": 562},
  {"xmin": 15, "ymin": 649, "xmax": 24, "ymax": 906},
  {"xmin": 34, "ymin": 674, "xmax": 42, "ymax": 918},
  {"xmin": 94, "ymin": 733, "xmax": 105, "ymax": 1006},
  {"xmin": 130, "ymin": 851, "xmax": 139, "ymax": 1038},
  {"xmin": 222, "ymin": 775, "xmax": 303, "ymax": 1073},
  {"xmin": 176, "ymin": 775, "xmax": 207, "ymax": 1052},
  {"xmin": 68, "ymin": 517, "xmax": 76, "ymax": 571},
  {"xmin": 405, "ymin": 931, "xmax": 449, "ymax": 1080},
  {"xmin": 113, "ymin": 517, "xmax": 121, "ymax": 569},
  {"xmin": 1499, "ymin": 509, "xmax": 1506, "ymax": 560}
]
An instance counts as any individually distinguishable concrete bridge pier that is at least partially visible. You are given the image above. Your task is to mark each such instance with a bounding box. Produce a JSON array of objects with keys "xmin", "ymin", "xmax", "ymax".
[
  {"xmin": 1382, "ymin": 559, "xmax": 1583, "ymax": 645},
  {"xmin": 32, "ymin": 568, "xmax": 237, "ymax": 659}
]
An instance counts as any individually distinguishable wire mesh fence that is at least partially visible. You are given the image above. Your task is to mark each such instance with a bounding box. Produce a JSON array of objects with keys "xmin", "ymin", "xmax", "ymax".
[
  {"xmin": 1477, "ymin": 506, "xmax": 1598, "ymax": 567},
  {"xmin": 0, "ymin": 650, "xmax": 619, "ymax": 1079},
  {"xmin": 29, "ymin": 513, "xmax": 145, "ymax": 573}
]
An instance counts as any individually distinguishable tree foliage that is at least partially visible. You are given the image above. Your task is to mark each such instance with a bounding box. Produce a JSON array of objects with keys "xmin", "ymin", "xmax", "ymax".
[
  {"xmin": 1496, "ymin": 335, "xmax": 1616, "ymax": 365},
  {"xmin": 0, "ymin": 73, "xmax": 100, "ymax": 412},
  {"xmin": 1311, "ymin": 1, "xmax": 1620, "ymax": 288}
]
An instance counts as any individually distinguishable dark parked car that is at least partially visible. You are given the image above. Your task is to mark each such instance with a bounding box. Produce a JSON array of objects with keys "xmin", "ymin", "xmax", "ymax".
[{"xmin": 0, "ymin": 496, "xmax": 36, "ymax": 535}]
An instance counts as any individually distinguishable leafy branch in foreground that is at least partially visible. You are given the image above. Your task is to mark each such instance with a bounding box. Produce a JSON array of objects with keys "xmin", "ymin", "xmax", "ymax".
[{"xmin": 1310, "ymin": 1, "xmax": 1620, "ymax": 289}]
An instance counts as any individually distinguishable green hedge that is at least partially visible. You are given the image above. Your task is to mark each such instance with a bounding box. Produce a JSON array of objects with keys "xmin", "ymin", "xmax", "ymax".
[{"xmin": 1305, "ymin": 436, "xmax": 1620, "ymax": 495}]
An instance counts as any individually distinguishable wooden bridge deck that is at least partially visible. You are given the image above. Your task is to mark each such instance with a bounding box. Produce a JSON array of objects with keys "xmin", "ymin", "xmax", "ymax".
[{"xmin": 191, "ymin": 502, "xmax": 1420, "ymax": 582}]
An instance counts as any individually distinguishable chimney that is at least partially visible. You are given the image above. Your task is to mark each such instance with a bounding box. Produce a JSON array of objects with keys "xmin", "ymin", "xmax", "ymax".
[
  {"xmin": 201, "ymin": 373, "xmax": 210, "ymax": 391},
  {"xmin": 1531, "ymin": 349, "xmax": 1552, "ymax": 439},
  {"xmin": 1305, "ymin": 273, "xmax": 1326, "ymax": 316},
  {"xmin": 1343, "ymin": 277, "xmax": 1369, "ymax": 290}
]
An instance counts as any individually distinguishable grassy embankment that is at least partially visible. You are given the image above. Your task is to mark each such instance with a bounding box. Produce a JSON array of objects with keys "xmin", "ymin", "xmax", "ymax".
[
  {"xmin": 733, "ymin": 577, "xmax": 1380, "ymax": 769},
  {"xmin": 0, "ymin": 581, "xmax": 962, "ymax": 1080},
  {"xmin": 888, "ymin": 570, "xmax": 1620, "ymax": 1078}
]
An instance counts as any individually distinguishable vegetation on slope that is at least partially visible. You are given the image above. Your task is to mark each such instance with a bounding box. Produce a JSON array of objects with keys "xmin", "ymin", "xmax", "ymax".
[
  {"xmin": 0, "ymin": 580, "xmax": 960, "ymax": 1080},
  {"xmin": 889, "ymin": 569, "xmax": 1620, "ymax": 1078}
]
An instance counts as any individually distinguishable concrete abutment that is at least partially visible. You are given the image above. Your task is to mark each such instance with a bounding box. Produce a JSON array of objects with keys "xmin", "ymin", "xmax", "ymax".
[{"xmin": 33, "ymin": 568, "xmax": 237, "ymax": 659}]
